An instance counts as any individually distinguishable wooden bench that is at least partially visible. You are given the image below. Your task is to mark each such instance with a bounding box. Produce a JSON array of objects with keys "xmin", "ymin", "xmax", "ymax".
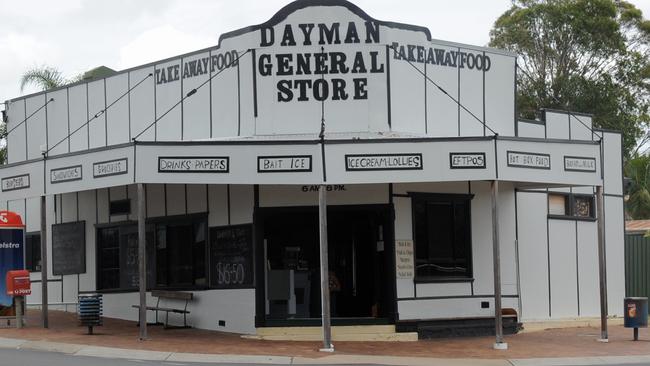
[{"xmin": 132, "ymin": 290, "xmax": 193, "ymax": 329}]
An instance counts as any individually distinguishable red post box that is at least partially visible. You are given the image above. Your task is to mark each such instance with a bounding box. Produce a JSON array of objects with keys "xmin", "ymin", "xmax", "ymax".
[{"xmin": 6, "ymin": 270, "xmax": 31, "ymax": 296}]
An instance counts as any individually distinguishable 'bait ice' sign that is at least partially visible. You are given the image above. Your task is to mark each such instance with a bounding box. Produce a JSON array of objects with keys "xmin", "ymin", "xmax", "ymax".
[{"xmin": 258, "ymin": 155, "xmax": 312, "ymax": 172}]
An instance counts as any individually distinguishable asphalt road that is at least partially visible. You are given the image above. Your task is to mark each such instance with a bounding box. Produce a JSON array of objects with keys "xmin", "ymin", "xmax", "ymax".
[{"xmin": 0, "ymin": 348, "xmax": 646, "ymax": 366}]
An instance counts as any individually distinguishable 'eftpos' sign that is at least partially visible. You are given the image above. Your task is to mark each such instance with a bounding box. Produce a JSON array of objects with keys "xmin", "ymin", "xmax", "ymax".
[
  {"xmin": 345, "ymin": 153, "xmax": 423, "ymax": 171},
  {"xmin": 449, "ymin": 153, "xmax": 486, "ymax": 169},
  {"xmin": 158, "ymin": 157, "xmax": 229, "ymax": 173},
  {"xmin": 51, "ymin": 165, "xmax": 82, "ymax": 184},
  {"xmin": 1, "ymin": 174, "xmax": 30, "ymax": 192}
]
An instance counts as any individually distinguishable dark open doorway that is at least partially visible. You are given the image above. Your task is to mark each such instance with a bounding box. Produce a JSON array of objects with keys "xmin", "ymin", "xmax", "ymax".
[{"xmin": 254, "ymin": 204, "xmax": 395, "ymax": 327}]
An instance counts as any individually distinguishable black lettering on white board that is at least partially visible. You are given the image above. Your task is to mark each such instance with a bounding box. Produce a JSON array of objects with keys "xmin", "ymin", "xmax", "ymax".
[
  {"xmin": 506, "ymin": 151, "xmax": 551, "ymax": 170},
  {"xmin": 158, "ymin": 157, "xmax": 229, "ymax": 173},
  {"xmin": 1, "ymin": 174, "xmax": 30, "ymax": 192}
]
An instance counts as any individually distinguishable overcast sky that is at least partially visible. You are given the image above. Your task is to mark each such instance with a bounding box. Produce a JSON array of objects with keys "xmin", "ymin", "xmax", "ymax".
[{"xmin": 2, "ymin": 0, "xmax": 650, "ymax": 102}]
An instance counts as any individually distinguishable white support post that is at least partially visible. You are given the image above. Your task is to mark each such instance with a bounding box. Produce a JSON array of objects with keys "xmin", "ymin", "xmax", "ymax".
[
  {"xmin": 596, "ymin": 185, "xmax": 608, "ymax": 342},
  {"xmin": 138, "ymin": 183, "xmax": 147, "ymax": 340},
  {"xmin": 40, "ymin": 195, "xmax": 48, "ymax": 328},
  {"xmin": 318, "ymin": 185, "xmax": 333, "ymax": 352},
  {"xmin": 491, "ymin": 180, "xmax": 507, "ymax": 350}
]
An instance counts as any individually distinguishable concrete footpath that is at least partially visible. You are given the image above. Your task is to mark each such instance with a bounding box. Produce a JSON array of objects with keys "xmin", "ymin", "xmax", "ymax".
[
  {"xmin": 0, "ymin": 337, "xmax": 650, "ymax": 366},
  {"xmin": 0, "ymin": 311, "xmax": 648, "ymax": 366}
]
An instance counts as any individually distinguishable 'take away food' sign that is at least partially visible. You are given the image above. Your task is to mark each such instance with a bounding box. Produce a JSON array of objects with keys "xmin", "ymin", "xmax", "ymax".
[{"xmin": 154, "ymin": 3, "xmax": 491, "ymax": 105}]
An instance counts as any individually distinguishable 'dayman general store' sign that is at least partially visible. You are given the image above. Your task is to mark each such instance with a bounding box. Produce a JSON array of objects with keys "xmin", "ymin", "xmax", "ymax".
[{"xmin": 155, "ymin": 16, "xmax": 492, "ymax": 105}]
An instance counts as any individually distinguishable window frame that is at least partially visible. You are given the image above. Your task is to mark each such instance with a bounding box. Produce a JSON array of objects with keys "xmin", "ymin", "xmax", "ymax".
[
  {"xmin": 25, "ymin": 231, "xmax": 42, "ymax": 272},
  {"xmin": 95, "ymin": 213, "xmax": 209, "ymax": 293},
  {"xmin": 547, "ymin": 192, "xmax": 596, "ymax": 221},
  {"xmin": 409, "ymin": 192, "xmax": 474, "ymax": 283}
]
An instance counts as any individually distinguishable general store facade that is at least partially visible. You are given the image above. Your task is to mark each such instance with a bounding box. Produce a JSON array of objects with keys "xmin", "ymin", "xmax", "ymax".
[{"xmin": 1, "ymin": 0, "xmax": 624, "ymax": 337}]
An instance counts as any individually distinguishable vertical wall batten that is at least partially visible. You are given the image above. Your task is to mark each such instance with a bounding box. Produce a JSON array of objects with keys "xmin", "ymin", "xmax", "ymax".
[
  {"xmin": 546, "ymin": 189, "xmax": 552, "ymax": 317},
  {"xmin": 85, "ymin": 83, "xmax": 90, "ymax": 149},
  {"xmin": 23, "ymin": 99, "xmax": 28, "ymax": 160},
  {"xmin": 385, "ymin": 45, "xmax": 392, "ymax": 129},
  {"xmin": 103, "ymin": 79, "xmax": 108, "ymax": 146},
  {"xmin": 251, "ymin": 49, "xmax": 258, "ymax": 119},
  {"xmin": 457, "ymin": 47, "xmax": 461, "ymax": 137},
  {"xmin": 66, "ymin": 88, "xmax": 71, "ymax": 152},
  {"xmin": 127, "ymin": 72, "xmax": 132, "ymax": 141},
  {"xmin": 209, "ymin": 50, "xmax": 214, "ymax": 138},
  {"xmin": 423, "ymin": 62, "xmax": 427, "ymax": 134},
  {"xmin": 482, "ymin": 51, "xmax": 486, "ymax": 137}
]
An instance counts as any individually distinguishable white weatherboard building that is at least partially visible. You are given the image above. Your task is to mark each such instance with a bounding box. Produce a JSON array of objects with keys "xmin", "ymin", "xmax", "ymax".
[{"xmin": 1, "ymin": 0, "xmax": 624, "ymax": 338}]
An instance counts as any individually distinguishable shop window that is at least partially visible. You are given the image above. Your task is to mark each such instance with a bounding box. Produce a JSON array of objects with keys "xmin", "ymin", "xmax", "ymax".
[
  {"xmin": 412, "ymin": 193, "xmax": 473, "ymax": 281},
  {"xmin": 548, "ymin": 193, "xmax": 594, "ymax": 219},
  {"xmin": 156, "ymin": 221, "xmax": 207, "ymax": 288},
  {"xmin": 25, "ymin": 232, "xmax": 42, "ymax": 272},
  {"xmin": 548, "ymin": 194, "xmax": 568, "ymax": 215},
  {"xmin": 97, "ymin": 216, "xmax": 207, "ymax": 291},
  {"xmin": 109, "ymin": 199, "xmax": 131, "ymax": 216},
  {"xmin": 97, "ymin": 226, "xmax": 155, "ymax": 291}
]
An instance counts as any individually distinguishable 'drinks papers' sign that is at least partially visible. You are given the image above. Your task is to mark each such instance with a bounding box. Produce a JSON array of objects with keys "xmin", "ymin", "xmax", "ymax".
[{"xmin": 158, "ymin": 157, "xmax": 229, "ymax": 173}]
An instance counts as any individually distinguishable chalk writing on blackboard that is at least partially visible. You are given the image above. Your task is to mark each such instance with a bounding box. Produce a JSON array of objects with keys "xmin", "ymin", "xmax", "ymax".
[{"xmin": 210, "ymin": 224, "xmax": 253, "ymax": 288}]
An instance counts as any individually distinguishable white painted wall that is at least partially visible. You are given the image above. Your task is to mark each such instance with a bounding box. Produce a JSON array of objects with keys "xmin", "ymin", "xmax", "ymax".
[
  {"xmin": 514, "ymin": 124, "xmax": 624, "ymax": 320},
  {"xmin": 393, "ymin": 181, "xmax": 519, "ymax": 321}
]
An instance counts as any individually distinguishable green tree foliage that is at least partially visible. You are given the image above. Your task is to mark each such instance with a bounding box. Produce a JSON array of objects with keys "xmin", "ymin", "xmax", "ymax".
[
  {"xmin": 489, "ymin": 0, "xmax": 650, "ymax": 158},
  {"xmin": 625, "ymin": 154, "xmax": 650, "ymax": 219}
]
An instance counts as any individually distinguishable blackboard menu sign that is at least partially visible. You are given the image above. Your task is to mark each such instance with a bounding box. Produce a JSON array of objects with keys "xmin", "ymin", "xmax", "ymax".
[
  {"xmin": 52, "ymin": 221, "xmax": 86, "ymax": 276},
  {"xmin": 210, "ymin": 224, "xmax": 254, "ymax": 288}
]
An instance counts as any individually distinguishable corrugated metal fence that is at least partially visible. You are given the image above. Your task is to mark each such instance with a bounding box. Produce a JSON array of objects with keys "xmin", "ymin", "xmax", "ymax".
[{"xmin": 625, "ymin": 233, "xmax": 650, "ymax": 313}]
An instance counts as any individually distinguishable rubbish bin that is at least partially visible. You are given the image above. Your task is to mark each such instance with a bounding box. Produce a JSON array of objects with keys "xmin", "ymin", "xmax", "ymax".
[
  {"xmin": 78, "ymin": 294, "xmax": 103, "ymax": 335},
  {"xmin": 624, "ymin": 297, "xmax": 648, "ymax": 341}
]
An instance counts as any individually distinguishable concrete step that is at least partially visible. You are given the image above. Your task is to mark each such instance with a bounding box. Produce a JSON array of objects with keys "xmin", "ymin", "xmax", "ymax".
[
  {"xmin": 256, "ymin": 324, "xmax": 396, "ymax": 336},
  {"xmin": 247, "ymin": 325, "xmax": 418, "ymax": 342}
]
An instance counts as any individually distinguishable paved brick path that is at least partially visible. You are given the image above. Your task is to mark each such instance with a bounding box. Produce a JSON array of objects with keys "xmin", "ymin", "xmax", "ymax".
[{"xmin": 0, "ymin": 310, "xmax": 647, "ymax": 359}]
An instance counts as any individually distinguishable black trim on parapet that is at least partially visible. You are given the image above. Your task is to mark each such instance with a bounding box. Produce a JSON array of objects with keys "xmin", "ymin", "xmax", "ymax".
[{"xmin": 217, "ymin": 0, "xmax": 432, "ymax": 47}]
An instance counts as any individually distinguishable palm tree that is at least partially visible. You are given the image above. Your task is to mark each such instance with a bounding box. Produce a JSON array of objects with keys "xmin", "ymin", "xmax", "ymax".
[
  {"xmin": 19, "ymin": 66, "xmax": 70, "ymax": 92},
  {"xmin": 2, "ymin": 65, "xmax": 113, "ymax": 165}
]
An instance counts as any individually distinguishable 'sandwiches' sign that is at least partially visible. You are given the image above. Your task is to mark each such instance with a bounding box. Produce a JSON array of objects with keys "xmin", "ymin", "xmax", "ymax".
[
  {"xmin": 345, "ymin": 153, "xmax": 423, "ymax": 171},
  {"xmin": 50, "ymin": 165, "xmax": 82, "ymax": 184},
  {"xmin": 158, "ymin": 157, "xmax": 229, "ymax": 173},
  {"xmin": 93, "ymin": 158, "xmax": 128, "ymax": 178},
  {"xmin": 1, "ymin": 174, "xmax": 30, "ymax": 192}
]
